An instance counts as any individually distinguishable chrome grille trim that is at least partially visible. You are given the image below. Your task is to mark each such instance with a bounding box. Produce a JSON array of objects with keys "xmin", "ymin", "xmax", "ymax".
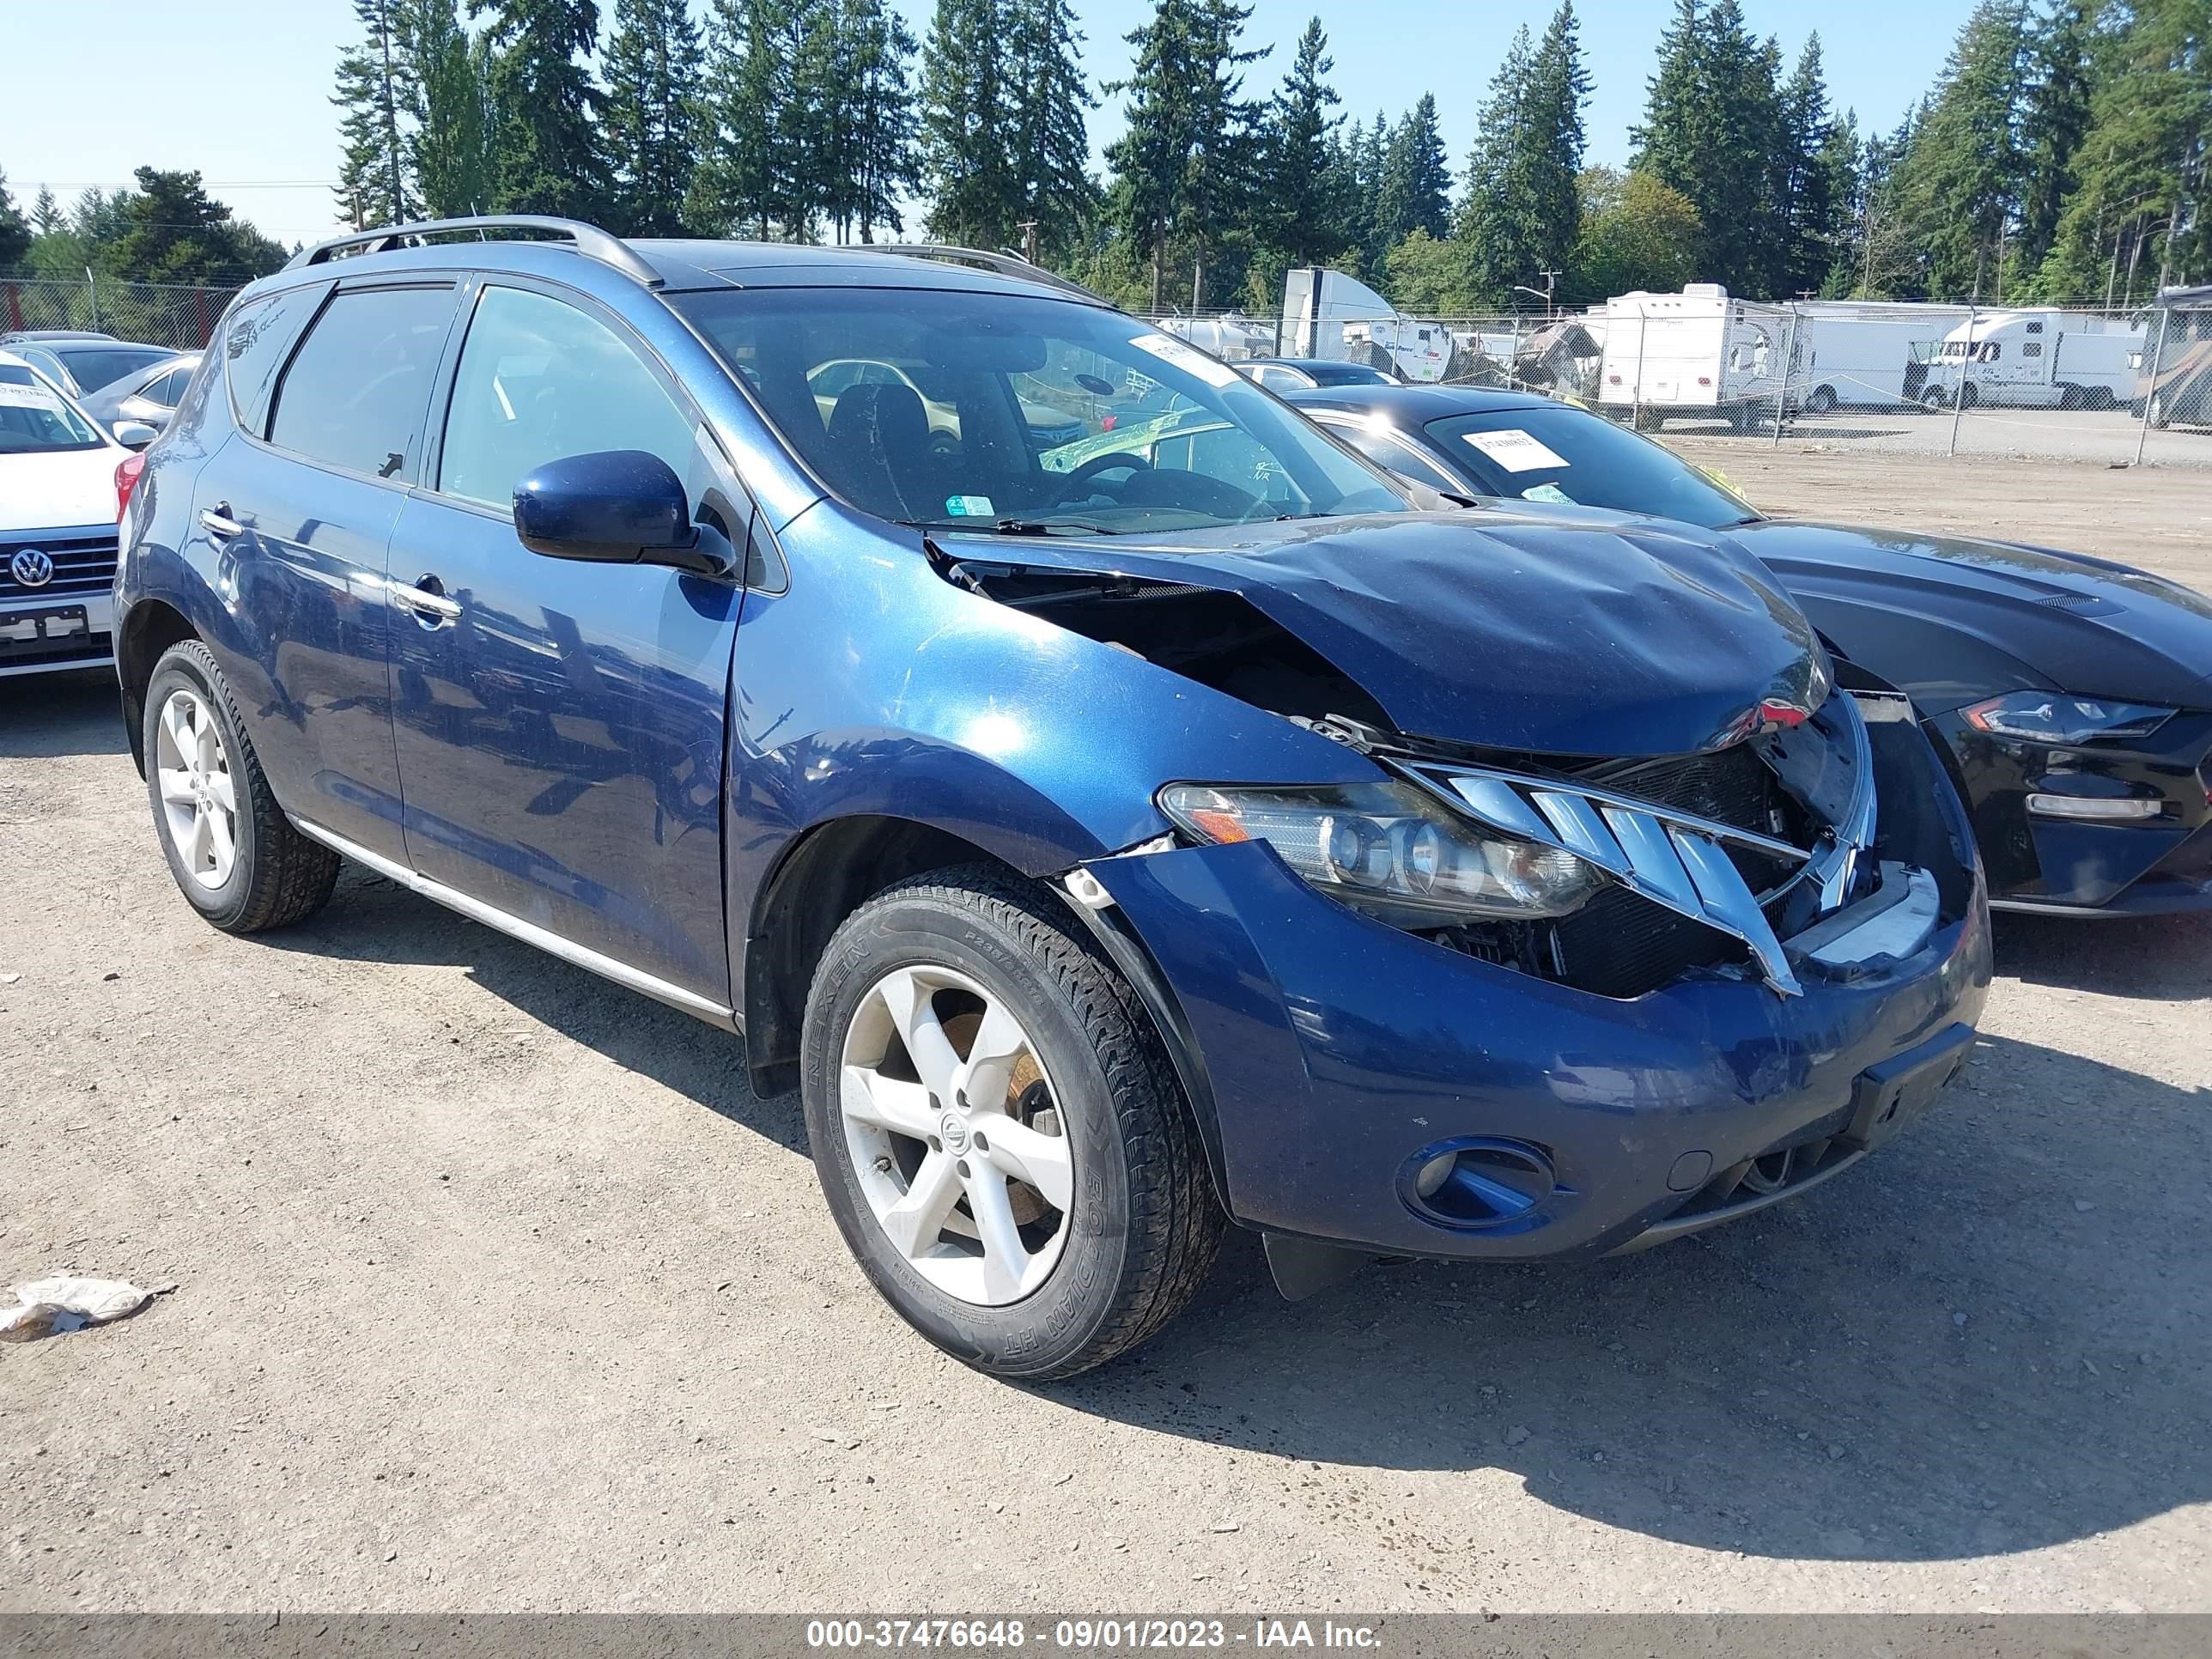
[{"xmin": 1395, "ymin": 693, "xmax": 1886, "ymax": 999}]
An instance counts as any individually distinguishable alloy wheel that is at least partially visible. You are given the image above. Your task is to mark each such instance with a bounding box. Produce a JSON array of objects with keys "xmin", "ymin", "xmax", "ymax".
[
  {"xmin": 837, "ymin": 963, "xmax": 1074, "ymax": 1306},
  {"xmin": 154, "ymin": 688, "xmax": 239, "ymax": 890}
]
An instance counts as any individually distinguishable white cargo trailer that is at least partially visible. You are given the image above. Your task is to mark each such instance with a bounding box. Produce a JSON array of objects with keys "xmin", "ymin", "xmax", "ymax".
[
  {"xmin": 1913, "ymin": 310, "xmax": 2145, "ymax": 410},
  {"xmin": 1793, "ymin": 314, "xmax": 1945, "ymax": 410},
  {"xmin": 1593, "ymin": 284, "xmax": 1796, "ymax": 428},
  {"xmin": 1280, "ymin": 267, "xmax": 1454, "ymax": 382}
]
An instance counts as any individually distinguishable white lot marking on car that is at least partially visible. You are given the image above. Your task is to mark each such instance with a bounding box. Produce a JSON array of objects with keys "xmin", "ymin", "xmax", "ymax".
[
  {"xmin": 154, "ymin": 689, "xmax": 239, "ymax": 890},
  {"xmin": 1129, "ymin": 332, "xmax": 1242, "ymax": 389},
  {"xmin": 1462, "ymin": 428, "xmax": 1571, "ymax": 471},
  {"xmin": 839, "ymin": 963, "xmax": 1073, "ymax": 1307}
]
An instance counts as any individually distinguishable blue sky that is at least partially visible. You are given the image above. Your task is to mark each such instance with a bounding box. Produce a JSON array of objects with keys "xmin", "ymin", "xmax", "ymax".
[{"xmin": 1, "ymin": 0, "xmax": 1975, "ymax": 250}]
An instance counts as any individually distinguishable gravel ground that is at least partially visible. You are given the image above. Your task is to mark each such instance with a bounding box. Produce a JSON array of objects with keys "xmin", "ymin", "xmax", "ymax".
[{"xmin": 3, "ymin": 450, "xmax": 2209, "ymax": 1614}]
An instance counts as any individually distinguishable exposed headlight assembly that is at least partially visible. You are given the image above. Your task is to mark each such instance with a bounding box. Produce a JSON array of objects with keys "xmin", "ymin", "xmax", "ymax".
[
  {"xmin": 1158, "ymin": 781, "xmax": 1605, "ymax": 924},
  {"xmin": 1962, "ymin": 691, "xmax": 2173, "ymax": 745}
]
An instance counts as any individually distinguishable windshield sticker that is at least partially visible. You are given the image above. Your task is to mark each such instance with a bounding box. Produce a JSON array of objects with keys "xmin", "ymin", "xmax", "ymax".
[
  {"xmin": 1462, "ymin": 428, "xmax": 1569, "ymax": 472},
  {"xmin": 945, "ymin": 495, "xmax": 996, "ymax": 518},
  {"xmin": 1128, "ymin": 333, "xmax": 1241, "ymax": 389},
  {"xmin": 0, "ymin": 383, "xmax": 63, "ymax": 409},
  {"xmin": 1520, "ymin": 483, "xmax": 1572, "ymax": 505}
]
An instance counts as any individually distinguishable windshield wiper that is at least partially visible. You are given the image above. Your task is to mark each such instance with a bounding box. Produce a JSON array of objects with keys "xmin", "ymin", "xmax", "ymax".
[{"xmin": 897, "ymin": 516, "xmax": 1121, "ymax": 538}]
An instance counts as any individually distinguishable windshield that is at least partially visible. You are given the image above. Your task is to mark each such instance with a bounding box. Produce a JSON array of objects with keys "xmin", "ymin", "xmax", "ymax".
[
  {"xmin": 0, "ymin": 365, "xmax": 106, "ymax": 454},
  {"xmin": 671, "ymin": 287, "xmax": 1408, "ymax": 535},
  {"xmin": 1422, "ymin": 405, "xmax": 1756, "ymax": 531},
  {"xmin": 54, "ymin": 345, "xmax": 171, "ymax": 394}
]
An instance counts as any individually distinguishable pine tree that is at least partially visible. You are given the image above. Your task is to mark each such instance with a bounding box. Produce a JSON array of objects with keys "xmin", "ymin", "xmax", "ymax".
[
  {"xmin": 0, "ymin": 170, "xmax": 29, "ymax": 270},
  {"xmin": 1103, "ymin": 0, "xmax": 1267, "ymax": 310},
  {"xmin": 32, "ymin": 185, "xmax": 64, "ymax": 238},
  {"xmin": 472, "ymin": 0, "xmax": 609, "ymax": 221},
  {"xmin": 1630, "ymin": 0, "xmax": 1790, "ymax": 295},
  {"xmin": 1522, "ymin": 2, "xmax": 1592, "ymax": 291},
  {"xmin": 1778, "ymin": 35, "xmax": 1839, "ymax": 296},
  {"xmin": 2012, "ymin": 2, "xmax": 2096, "ymax": 284},
  {"xmin": 1375, "ymin": 94, "xmax": 1451, "ymax": 249},
  {"xmin": 694, "ymin": 0, "xmax": 793, "ymax": 237},
  {"xmin": 1891, "ymin": 0, "xmax": 2033, "ymax": 299},
  {"xmin": 1458, "ymin": 27, "xmax": 1536, "ymax": 306},
  {"xmin": 1816, "ymin": 106, "xmax": 1865, "ymax": 295},
  {"xmin": 603, "ymin": 0, "xmax": 702, "ymax": 235},
  {"xmin": 919, "ymin": 0, "xmax": 1020, "ymax": 247},
  {"xmin": 406, "ymin": 0, "xmax": 495, "ymax": 219},
  {"xmin": 334, "ymin": 0, "xmax": 420, "ymax": 229},
  {"xmin": 831, "ymin": 0, "xmax": 922, "ymax": 244},
  {"xmin": 1006, "ymin": 0, "xmax": 1094, "ymax": 261},
  {"xmin": 1256, "ymin": 19, "xmax": 1351, "ymax": 269},
  {"xmin": 106, "ymin": 170, "xmax": 286, "ymax": 284}
]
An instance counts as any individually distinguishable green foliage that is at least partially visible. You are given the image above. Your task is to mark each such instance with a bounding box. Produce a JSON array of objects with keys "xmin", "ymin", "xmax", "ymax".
[
  {"xmin": 1375, "ymin": 94, "xmax": 1451, "ymax": 250},
  {"xmin": 1888, "ymin": 0, "xmax": 2033, "ymax": 298},
  {"xmin": 1252, "ymin": 18, "xmax": 1350, "ymax": 269},
  {"xmin": 1007, "ymin": 0, "xmax": 1097, "ymax": 259},
  {"xmin": 603, "ymin": 0, "xmax": 703, "ymax": 235},
  {"xmin": 1564, "ymin": 166, "xmax": 1703, "ymax": 303},
  {"xmin": 406, "ymin": 0, "xmax": 495, "ymax": 218},
  {"xmin": 919, "ymin": 0, "xmax": 1019, "ymax": 246},
  {"xmin": 334, "ymin": 0, "xmax": 420, "ymax": 229},
  {"xmin": 100, "ymin": 169, "xmax": 287, "ymax": 285},
  {"xmin": 0, "ymin": 169, "xmax": 29, "ymax": 270},
  {"xmin": 1458, "ymin": 6, "xmax": 1587, "ymax": 308},
  {"xmin": 473, "ymin": 0, "xmax": 610, "ymax": 220},
  {"xmin": 1103, "ymin": 0, "xmax": 1268, "ymax": 310}
]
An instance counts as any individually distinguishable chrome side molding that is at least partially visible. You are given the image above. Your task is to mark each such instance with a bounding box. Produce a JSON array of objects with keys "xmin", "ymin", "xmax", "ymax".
[{"xmin": 289, "ymin": 818, "xmax": 738, "ymax": 1029}]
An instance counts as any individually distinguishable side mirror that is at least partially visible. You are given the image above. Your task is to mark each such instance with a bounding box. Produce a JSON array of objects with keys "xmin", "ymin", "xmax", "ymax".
[
  {"xmin": 113, "ymin": 421, "xmax": 159, "ymax": 449},
  {"xmin": 513, "ymin": 450, "xmax": 706, "ymax": 569}
]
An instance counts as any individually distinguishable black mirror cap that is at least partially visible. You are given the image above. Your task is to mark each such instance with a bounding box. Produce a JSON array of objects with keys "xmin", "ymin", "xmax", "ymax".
[{"xmin": 514, "ymin": 449, "xmax": 697, "ymax": 566}]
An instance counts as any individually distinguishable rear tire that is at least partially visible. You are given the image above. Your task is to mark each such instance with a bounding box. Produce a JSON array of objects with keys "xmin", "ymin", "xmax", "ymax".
[
  {"xmin": 800, "ymin": 865, "xmax": 1224, "ymax": 1380},
  {"xmin": 143, "ymin": 641, "xmax": 338, "ymax": 933},
  {"xmin": 1805, "ymin": 386, "xmax": 1837, "ymax": 416}
]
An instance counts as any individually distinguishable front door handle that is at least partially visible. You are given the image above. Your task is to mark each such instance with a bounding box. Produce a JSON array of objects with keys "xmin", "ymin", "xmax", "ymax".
[
  {"xmin": 393, "ymin": 574, "xmax": 462, "ymax": 623},
  {"xmin": 198, "ymin": 503, "xmax": 243, "ymax": 539}
]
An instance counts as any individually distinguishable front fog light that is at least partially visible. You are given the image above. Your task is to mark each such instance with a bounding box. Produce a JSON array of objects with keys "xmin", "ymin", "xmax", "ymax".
[{"xmin": 2025, "ymin": 793, "xmax": 2162, "ymax": 820}]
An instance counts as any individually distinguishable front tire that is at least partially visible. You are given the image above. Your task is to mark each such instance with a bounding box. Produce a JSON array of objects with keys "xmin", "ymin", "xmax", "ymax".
[
  {"xmin": 143, "ymin": 641, "xmax": 338, "ymax": 933},
  {"xmin": 800, "ymin": 866, "xmax": 1224, "ymax": 1379}
]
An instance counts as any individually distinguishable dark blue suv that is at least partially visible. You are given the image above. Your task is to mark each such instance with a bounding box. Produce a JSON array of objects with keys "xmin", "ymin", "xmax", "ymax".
[{"xmin": 114, "ymin": 218, "xmax": 1991, "ymax": 1377}]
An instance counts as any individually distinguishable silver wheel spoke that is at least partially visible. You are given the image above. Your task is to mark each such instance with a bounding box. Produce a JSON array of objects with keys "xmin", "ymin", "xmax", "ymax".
[
  {"xmin": 873, "ymin": 968, "xmax": 963, "ymax": 1106},
  {"xmin": 839, "ymin": 1063, "xmax": 935, "ymax": 1139},
  {"xmin": 878, "ymin": 1151, "xmax": 962, "ymax": 1257},
  {"xmin": 982, "ymin": 1118, "xmax": 1073, "ymax": 1213},
  {"xmin": 161, "ymin": 700, "xmax": 195, "ymax": 768},
  {"xmin": 962, "ymin": 1162, "xmax": 1032, "ymax": 1301},
  {"xmin": 957, "ymin": 997, "xmax": 1030, "ymax": 1111},
  {"xmin": 192, "ymin": 719, "xmax": 221, "ymax": 778},
  {"xmin": 156, "ymin": 767, "xmax": 197, "ymax": 805},
  {"xmin": 206, "ymin": 808, "xmax": 237, "ymax": 882},
  {"xmin": 204, "ymin": 769, "xmax": 236, "ymax": 814},
  {"xmin": 186, "ymin": 805, "xmax": 214, "ymax": 872}
]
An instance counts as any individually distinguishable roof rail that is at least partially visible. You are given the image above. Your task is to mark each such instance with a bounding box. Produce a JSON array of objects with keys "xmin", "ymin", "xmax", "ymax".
[
  {"xmin": 285, "ymin": 216, "xmax": 663, "ymax": 288},
  {"xmin": 852, "ymin": 244, "xmax": 1108, "ymax": 304}
]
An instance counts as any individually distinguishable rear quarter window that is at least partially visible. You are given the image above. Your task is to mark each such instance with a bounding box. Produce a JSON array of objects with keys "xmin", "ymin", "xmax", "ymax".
[
  {"xmin": 267, "ymin": 284, "xmax": 458, "ymax": 483},
  {"xmin": 224, "ymin": 282, "xmax": 333, "ymax": 434}
]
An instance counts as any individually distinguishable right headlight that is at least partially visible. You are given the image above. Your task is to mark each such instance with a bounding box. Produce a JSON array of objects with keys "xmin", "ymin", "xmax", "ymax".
[
  {"xmin": 1158, "ymin": 780, "xmax": 1606, "ymax": 925},
  {"xmin": 1961, "ymin": 691, "xmax": 2173, "ymax": 745}
]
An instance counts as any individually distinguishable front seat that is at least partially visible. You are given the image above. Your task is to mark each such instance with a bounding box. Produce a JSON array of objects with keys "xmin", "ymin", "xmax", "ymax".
[{"xmin": 823, "ymin": 383, "xmax": 935, "ymax": 520}]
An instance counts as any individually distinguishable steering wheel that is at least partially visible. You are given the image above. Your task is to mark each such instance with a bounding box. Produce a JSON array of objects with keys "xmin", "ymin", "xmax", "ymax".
[{"xmin": 1049, "ymin": 450, "xmax": 1153, "ymax": 501}]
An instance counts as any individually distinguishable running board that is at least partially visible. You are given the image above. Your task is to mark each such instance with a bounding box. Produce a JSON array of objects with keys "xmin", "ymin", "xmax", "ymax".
[{"xmin": 289, "ymin": 818, "xmax": 738, "ymax": 1029}]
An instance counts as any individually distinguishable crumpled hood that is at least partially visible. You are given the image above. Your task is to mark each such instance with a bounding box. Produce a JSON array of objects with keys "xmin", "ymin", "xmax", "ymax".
[
  {"xmin": 1734, "ymin": 520, "xmax": 2212, "ymax": 710},
  {"xmin": 945, "ymin": 510, "xmax": 1828, "ymax": 757}
]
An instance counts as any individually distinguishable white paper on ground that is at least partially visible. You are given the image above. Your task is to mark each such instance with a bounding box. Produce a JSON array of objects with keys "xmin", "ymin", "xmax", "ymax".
[{"xmin": 0, "ymin": 1276, "xmax": 157, "ymax": 1341}]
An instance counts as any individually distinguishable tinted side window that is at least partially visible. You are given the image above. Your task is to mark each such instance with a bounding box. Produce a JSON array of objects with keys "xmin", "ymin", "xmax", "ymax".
[
  {"xmin": 438, "ymin": 285, "xmax": 696, "ymax": 510},
  {"xmin": 269, "ymin": 284, "xmax": 455, "ymax": 481},
  {"xmin": 225, "ymin": 283, "xmax": 333, "ymax": 434}
]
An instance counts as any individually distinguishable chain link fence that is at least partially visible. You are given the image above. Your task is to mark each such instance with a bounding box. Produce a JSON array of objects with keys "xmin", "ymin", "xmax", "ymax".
[
  {"xmin": 1, "ymin": 275, "xmax": 238, "ymax": 353},
  {"xmin": 1146, "ymin": 293, "xmax": 2212, "ymax": 469}
]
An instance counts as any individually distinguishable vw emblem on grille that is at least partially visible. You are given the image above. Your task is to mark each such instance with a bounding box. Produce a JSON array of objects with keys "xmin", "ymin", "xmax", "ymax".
[{"xmin": 8, "ymin": 548, "xmax": 54, "ymax": 588}]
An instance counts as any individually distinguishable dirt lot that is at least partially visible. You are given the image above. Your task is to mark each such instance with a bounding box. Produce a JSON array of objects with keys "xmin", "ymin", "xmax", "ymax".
[{"xmin": 3, "ymin": 447, "xmax": 2209, "ymax": 1615}]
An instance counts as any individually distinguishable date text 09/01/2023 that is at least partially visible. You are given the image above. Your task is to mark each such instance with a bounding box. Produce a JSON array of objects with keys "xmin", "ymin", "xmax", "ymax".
[{"xmin": 804, "ymin": 1619, "xmax": 1385, "ymax": 1650}]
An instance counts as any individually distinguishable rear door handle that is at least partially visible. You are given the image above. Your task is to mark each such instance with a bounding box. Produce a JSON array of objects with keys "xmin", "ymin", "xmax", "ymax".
[
  {"xmin": 199, "ymin": 503, "xmax": 243, "ymax": 538},
  {"xmin": 393, "ymin": 574, "xmax": 462, "ymax": 623}
]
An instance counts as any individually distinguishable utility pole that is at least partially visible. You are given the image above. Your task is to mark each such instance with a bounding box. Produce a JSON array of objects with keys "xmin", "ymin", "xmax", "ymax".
[
  {"xmin": 1537, "ymin": 267, "xmax": 1559, "ymax": 317},
  {"xmin": 1018, "ymin": 220, "xmax": 1039, "ymax": 265}
]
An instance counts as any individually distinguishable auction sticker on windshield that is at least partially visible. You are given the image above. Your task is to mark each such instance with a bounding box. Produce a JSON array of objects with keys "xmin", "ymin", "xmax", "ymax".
[
  {"xmin": 1129, "ymin": 333, "xmax": 1241, "ymax": 389},
  {"xmin": 1462, "ymin": 428, "xmax": 1569, "ymax": 471}
]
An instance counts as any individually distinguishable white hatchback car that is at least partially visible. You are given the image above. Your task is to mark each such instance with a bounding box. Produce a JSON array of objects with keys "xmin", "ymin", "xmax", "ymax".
[{"xmin": 0, "ymin": 349, "xmax": 158, "ymax": 679}]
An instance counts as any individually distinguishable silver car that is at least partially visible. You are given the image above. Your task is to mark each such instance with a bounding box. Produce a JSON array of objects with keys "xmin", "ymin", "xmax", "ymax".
[{"xmin": 81, "ymin": 353, "xmax": 202, "ymax": 443}]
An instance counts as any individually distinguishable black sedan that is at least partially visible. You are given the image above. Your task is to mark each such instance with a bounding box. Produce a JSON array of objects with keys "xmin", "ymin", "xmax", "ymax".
[{"xmin": 1288, "ymin": 383, "xmax": 2212, "ymax": 918}]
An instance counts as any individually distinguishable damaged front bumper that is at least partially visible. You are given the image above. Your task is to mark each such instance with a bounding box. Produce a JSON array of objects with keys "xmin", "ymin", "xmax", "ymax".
[{"xmin": 1075, "ymin": 701, "xmax": 1994, "ymax": 1274}]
